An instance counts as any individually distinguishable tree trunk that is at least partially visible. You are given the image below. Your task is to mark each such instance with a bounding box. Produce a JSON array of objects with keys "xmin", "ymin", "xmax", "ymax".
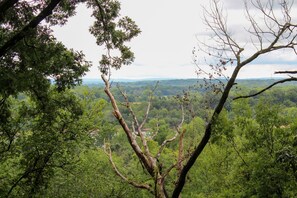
[{"xmin": 155, "ymin": 173, "xmax": 167, "ymax": 198}]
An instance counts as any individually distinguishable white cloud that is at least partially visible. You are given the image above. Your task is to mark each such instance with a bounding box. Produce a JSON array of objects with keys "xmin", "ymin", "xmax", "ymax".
[
  {"xmin": 52, "ymin": 0, "xmax": 297, "ymax": 80},
  {"xmin": 237, "ymin": 64, "xmax": 297, "ymax": 78}
]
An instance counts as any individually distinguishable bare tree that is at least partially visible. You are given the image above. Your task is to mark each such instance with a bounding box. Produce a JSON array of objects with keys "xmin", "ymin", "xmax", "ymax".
[
  {"xmin": 173, "ymin": 0, "xmax": 297, "ymax": 196},
  {"xmin": 97, "ymin": 0, "xmax": 297, "ymax": 197},
  {"xmin": 101, "ymin": 74, "xmax": 187, "ymax": 197}
]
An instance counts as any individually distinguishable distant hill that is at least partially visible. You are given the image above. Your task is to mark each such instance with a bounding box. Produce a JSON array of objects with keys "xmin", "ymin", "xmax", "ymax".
[
  {"xmin": 79, "ymin": 78, "xmax": 297, "ymax": 98},
  {"xmin": 82, "ymin": 78, "xmax": 297, "ymax": 88}
]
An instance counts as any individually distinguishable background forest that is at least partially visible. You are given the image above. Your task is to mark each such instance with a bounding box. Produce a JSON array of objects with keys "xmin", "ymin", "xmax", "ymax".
[{"xmin": 1, "ymin": 79, "xmax": 297, "ymax": 197}]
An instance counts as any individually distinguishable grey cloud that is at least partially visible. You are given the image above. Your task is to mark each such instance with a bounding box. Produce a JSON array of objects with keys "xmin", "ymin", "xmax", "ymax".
[
  {"xmin": 222, "ymin": 0, "xmax": 244, "ymax": 9},
  {"xmin": 222, "ymin": 0, "xmax": 297, "ymax": 10}
]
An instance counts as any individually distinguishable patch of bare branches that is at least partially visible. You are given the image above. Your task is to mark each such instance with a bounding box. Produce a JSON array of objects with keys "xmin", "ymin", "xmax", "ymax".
[{"xmin": 99, "ymin": 0, "xmax": 297, "ymax": 197}]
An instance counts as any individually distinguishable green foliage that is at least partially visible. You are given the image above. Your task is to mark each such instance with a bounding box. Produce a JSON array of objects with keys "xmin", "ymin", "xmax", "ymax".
[
  {"xmin": 182, "ymin": 117, "xmax": 205, "ymax": 150},
  {"xmin": 87, "ymin": 0, "xmax": 140, "ymax": 70},
  {"xmin": 147, "ymin": 118, "xmax": 172, "ymax": 145},
  {"xmin": 1, "ymin": 2, "xmax": 92, "ymax": 194},
  {"xmin": 211, "ymin": 109, "xmax": 234, "ymax": 144},
  {"xmin": 1, "ymin": 80, "xmax": 295, "ymax": 197},
  {"xmin": 178, "ymin": 94, "xmax": 297, "ymax": 197},
  {"xmin": 42, "ymin": 149, "xmax": 149, "ymax": 198},
  {"xmin": 0, "ymin": 89, "xmax": 99, "ymax": 196},
  {"xmin": 64, "ymin": 83, "xmax": 297, "ymax": 197},
  {"xmin": 0, "ymin": 1, "xmax": 90, "ymax": 98}
]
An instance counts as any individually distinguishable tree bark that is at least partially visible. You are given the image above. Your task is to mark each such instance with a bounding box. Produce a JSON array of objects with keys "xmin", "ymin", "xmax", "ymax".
[{"xmin": 156, "ymin": 173, "xmax": 168, "ymax": 198}]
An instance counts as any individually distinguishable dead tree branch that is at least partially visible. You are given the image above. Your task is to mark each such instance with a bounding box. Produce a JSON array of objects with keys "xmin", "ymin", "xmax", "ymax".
[
  {"xmin": 233, "ymin": 77, "xmax": 297, "ymax": 100},
  {"xmin": 103, "ymin": 143, "xmax": 153, "ymax": 193},
  {"xmin": 117, "ymin": 84, "xmax": 152, "ymax": 162},
  {"xmin": 102, "ymin": 75, "xmax": 155, "ymax": 177},
  {"xmin": 162, "ymin": 150, "xmax": 192, "ymax": 179},
  {"xmin": 156, "ymin": 131, "xmax": 179, "ymax": 159},
  {"xmin": 275, "ymin": 70, "xmax": 297, "ymax": 74}
]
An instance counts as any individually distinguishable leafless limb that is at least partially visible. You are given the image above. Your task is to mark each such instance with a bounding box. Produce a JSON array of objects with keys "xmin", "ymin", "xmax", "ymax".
[
  {"xmin": 202, "ymin": 0, "xmax": 241, "ymax": 57},
  {"xmin": 149, "ymin": 121, "xmax": 160, "ymax": 140},
  {"xmin": 275, "ymin": 70, "xmax": 297, "ymax": 74},
  {"xmin": 140, "ymin": 81, "xmax": 159, "ymax": 129},
  {"xmin": 194, "ymin": 0, "xmax": 241, "ymax": 92},
  {"xmin": 103, "ymin": 143, "xmax": 153, "ymax": 193},
  {"xmin": 177, "ymin": 104, "xmax": 185, "ymax": 131},
  {"xmin": 176, "ymin": 105, "xmax": 186, "ymax": 174},
  {"xmin": 117, "ymin": 85, "xmax": 140, "ymax": 129},
  {"xmin": 102, "ymin": 75, "xmax": 155, "ymax": 177},
  {"xmin": 245, "ymin": 2, "xmax": 265, "ymax": 50},
  {"xmin": 162, "ymin": 150, "xmax": 192, "ymax": 179},
  {"xmin": 117, "ymin": 84, "xmax": 155, "ymax": 163},
  {"xmin": 233, "ymin": 77, "xmax": 297, "ymax": 100},
  {"xmin": 102, "ymin": 75, "xmax": 170, "ymax": 197},
  {"xmin": 156, "ymin": 131, "xmax": 179, "ymax": 159}
]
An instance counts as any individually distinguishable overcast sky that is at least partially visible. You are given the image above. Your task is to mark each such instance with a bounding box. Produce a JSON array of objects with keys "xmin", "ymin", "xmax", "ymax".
[{"xmin": 52, "ymin": 0, "xmax": 297, "ymax": 80}]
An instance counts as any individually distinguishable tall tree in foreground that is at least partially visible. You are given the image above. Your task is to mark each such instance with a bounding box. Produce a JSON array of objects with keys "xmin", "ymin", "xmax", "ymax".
[
  {"xmin": 0, "ymin": 0, "xmax": 93, "ymax": 196},
  {"xmin": 98, "ymin": 0, "xmax": 297, "ymax": 197},
  {"xmin": 0, "ymin": 0, "xmax": 134, "ymax": 196}
]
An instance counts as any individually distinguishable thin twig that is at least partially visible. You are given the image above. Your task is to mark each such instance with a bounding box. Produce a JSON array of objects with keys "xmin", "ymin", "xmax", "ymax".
[
  {"xmin": 275, "ymin": 70, "xmax": 297, "ymax": 74},
  {"xmin": 103, "ymin": 143, "xmax": 153, "ymax": 193},
  {"xmin": 233, "ymin": 77, "xmax": 297, "ymax": 100}
]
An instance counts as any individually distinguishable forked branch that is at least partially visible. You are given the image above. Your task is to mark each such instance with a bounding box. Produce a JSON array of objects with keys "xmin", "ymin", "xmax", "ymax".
[
  {"xmin": 103, "ymin": 143, "xmax": 153, "ymax": 193},
  {"xmin": 116, "ymin": 84, "xmax": 153, "ymax": 162},
  {"xmin": 102, "ymin": 75, "xmax": 155, "ymax": 176}
]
